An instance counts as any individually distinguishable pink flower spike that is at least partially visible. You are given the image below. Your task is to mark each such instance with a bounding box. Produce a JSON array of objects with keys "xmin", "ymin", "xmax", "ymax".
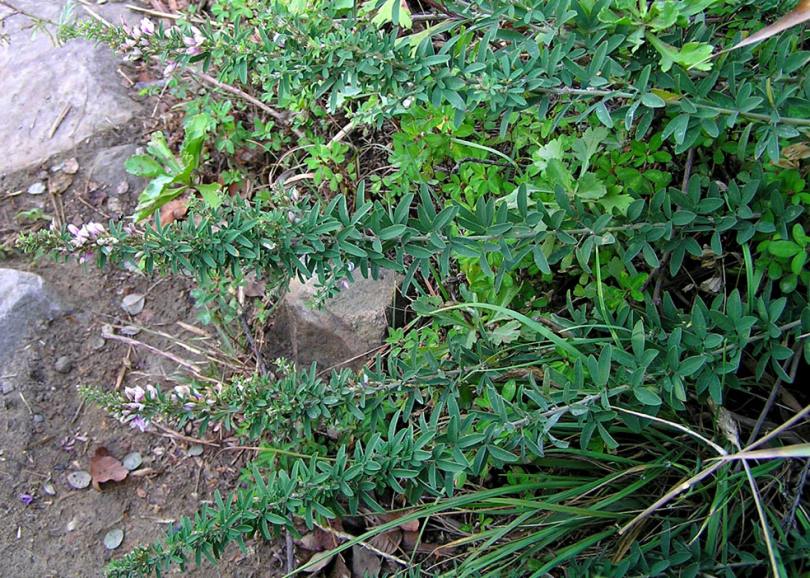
[
  {"xmin": 124, "ymin": 385, "xmax": 145, "ymax": 403},
  {"xmin": 146, "ymin": 384, "xmax": 159, "ymax": 399},
  {"xmin": 140, "ymin": 18, "xmax": 155, "ymax": 36},
  {"xmin": 130, "ymin": 416, "xmax": 148, "ymax": 432},
  {"xmin": 67, "ymin": 224, "xmax": 80, "ymax": 236}
]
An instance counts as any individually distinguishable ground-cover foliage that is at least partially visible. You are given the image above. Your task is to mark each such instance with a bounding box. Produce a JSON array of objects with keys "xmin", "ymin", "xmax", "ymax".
[{"xmin": 20, "ymin": 0, "xmax": 810, "ymax": 576}]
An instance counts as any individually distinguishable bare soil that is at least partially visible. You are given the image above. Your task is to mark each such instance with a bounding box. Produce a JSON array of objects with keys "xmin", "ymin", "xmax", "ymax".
[{"xmin": 0, "ymin": 134, "xmax": 283, "ymax": 577}]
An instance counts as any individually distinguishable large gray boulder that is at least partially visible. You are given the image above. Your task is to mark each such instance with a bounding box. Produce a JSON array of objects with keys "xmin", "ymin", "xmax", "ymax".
[
  {"xmin": 0, "ymin": 268, "xmax": 60, "ymax": 371},
  {"xmin": 278, "ymin": 271, "xmax": 401, "ymax": 370},
  {"xmin": 0, "ymin": 0, "xmax": 141, "ymax": 175}
]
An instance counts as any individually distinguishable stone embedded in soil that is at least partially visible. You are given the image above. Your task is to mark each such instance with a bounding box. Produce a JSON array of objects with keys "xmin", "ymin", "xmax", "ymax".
[
  {"xmin": 53, "ymin": 355, "xmax": 72, "ymax": 373},
  {"xmin": 0, "ymin": 1, "xmax": 142, "ymax": 175},
  {"xmin": 27, "ymin": 182, "xmax": 46, "ymax": 195},
  {"xmin": 121, "ymin": 293, "xmax": 145, "ymax": 316},
  {"xmin": 89, "ymin": 144, "xmax": 145, "ymax": 195},
  {"xmin": 277, "ymin": 270, "xmax": 401, "ymax": 370},
  {"xmin": 0, "ymin": 268, "xmax": 60, "ymax": 367},
  {"xmin": 67, "ymin": 470, "xmax": 92, "ymax": 490},
  {"xmin": 122, "ymin": 452, "xmax": 142, "ymax": 471},
  {"xmin": 103, "ymin": 528, "xmax": 124, "ymax": 550}
]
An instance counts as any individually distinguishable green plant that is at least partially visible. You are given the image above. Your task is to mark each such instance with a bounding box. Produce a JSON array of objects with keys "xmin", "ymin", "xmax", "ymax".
[
  {"xmin": 20, "ymin": 0, "xmax": 810, "ymax": 576},
  {"xmin": 126, "ymin": 114, "xmax": 221, "ymax": 221}
]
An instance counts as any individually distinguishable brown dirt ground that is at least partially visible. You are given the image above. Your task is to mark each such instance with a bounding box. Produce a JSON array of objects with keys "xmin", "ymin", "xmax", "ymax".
[{"xmin": 0, "ymin": 98, "xmax": 284, "ymax": 578}]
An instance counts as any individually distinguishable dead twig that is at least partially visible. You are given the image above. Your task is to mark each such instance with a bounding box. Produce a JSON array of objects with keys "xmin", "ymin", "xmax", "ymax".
[
  {"xmin": 746, "ymin": 346, "xmax": 802, "ymax": 445},
  {"xmin": 188, "ymin": 70, "xmax": 304, "ymax": 138},
  {"xmin": 47, "ymin": 104, "xmax": 71, "ymax": 139}
]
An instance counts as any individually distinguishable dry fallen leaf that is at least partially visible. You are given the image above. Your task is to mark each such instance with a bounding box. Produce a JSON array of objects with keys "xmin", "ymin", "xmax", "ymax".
[
  {"xmin": 63, "ymin": 157, "xmax": 80, "ymax": 175},
  {"xmin": 159, "ymin": 197, "xmax": 189, "ymax": 226},
  {"xmin": 90, "ymin": 447, "xmax": 129, "ymax": 490},
  {"xmin": 48, "ymin": 172, "xmax": 74, "ymax": 195},
  {"xmin": 727, "ymin": 0, "xmax": 810, "ymax": 52},
  {"xmin": 368, "ymin": 529, "xmax": 402, "ymax": 555},
  {"xmin": 328, "ymin": 554, "xmax": 350, "ymax": 578}
]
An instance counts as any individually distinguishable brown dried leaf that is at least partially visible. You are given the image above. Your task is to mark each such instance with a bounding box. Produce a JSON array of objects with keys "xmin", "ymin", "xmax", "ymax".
[
  {"xmin": 297, "ymin": 526, "xmax": 338, "ymax": 552},
  {"xmin": 159, "ymin": 197, "xmax": 189, "ymax": 226},
  {"xmin": 302, "ymin": 551, "xmax": 335, "ymax": 574},
  {"xmin": 90, "ymin": 447, "xmax": 129, "ymax": 490},
  {"xmin": 63, "ymin": 158, "xmax": 80, "ymax": 175},
  {"xmin": 351, "ymin": 545, "xmax": 381, "ymax": 578},
  {"xmin": 328, "ymin": 554, "xmax": 351, "ymax": 578},
  {"xmin": 368, "ymin": 529, "xmax": 402, "ymax": 555},
  {"xmin": 728, "ymin": 1, "xmax": 810, "ymax": 52},
  {"xmin": 375, "ymin": 511, "xmax": 419, "ymax": 533},
  {"xmin": 48, "ymin": 172, "xmax": 74, "ymax": 195}
]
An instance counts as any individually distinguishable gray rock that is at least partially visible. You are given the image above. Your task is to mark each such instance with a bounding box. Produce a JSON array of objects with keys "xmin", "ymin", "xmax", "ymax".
[
  {"xmin": 54, "ymin": 355, "xmax": 72, "ymax": 373},
  {"xmin": 0, "ymin": 1, "xmax": 141, "ymax": 174},
  {"xmin": 278, "ymin": 271, "xmax": 401, "ymax": 370},
  {"xmin": 121, "ymin": 293, "xmax": 145, "ymax": 316},
  {"xmin": 89, "ymin": 144, "xmax": 144, "ymax": 195},
  {"xmin": 0, "ymin": 269, "xmax": 59, "ymax": 367},
  {"xmin": 32, "ymin": 414, "xmax": 44, "ymax": 425}
]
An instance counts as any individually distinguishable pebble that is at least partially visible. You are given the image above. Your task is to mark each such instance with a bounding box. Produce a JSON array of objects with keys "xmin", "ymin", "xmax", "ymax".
[
  {"xmin": 122, "ymin": 452, "xmax": 142, "ymax": 471},
  {"xmin": 103, "ymin": 528, "xmax": 124, "ymax": 550},
  {"xmin": 1, "ymin": 382, "xmax": 14, "ymax": 395},
  {"xmin": 32, "ymin": 414, "xmax": 44, "ymax": 425},
  {"xmin": 121, "ymin": 293, "xmax": 145, "ymax": 316},
  {"xmin": 67, "ymin": 470, "xmax": 92, "ymax": 489},
  {"xmin": 187, "ymin": 445, "xmax": 204, "ymax": 457},
  {"xmin": 119, "ymin": 325, "xmax": 141, "ymax": 336},
  {"xmin": 107, "ymin": 196, "xmax": 123, "ymax": 214},
  {"xmin": 90, "ymin": 336, "xmax": 106, "ymax": 351},
  {"xmin": 43, "ymin": 482, "xmax": 56, "ymax": 496},
  {"xmin": 27, "ymin": 182, "xmax": 46, "ymax": 195},
  {"xmin": 54, "ymin": 356, "xmax": 72, "ymax": 373}
]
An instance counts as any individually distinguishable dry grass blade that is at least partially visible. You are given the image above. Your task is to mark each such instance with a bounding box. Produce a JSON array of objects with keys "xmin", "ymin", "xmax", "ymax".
[{"xmin": 723, "ymin": 0, "xmax": 810, "ymax": 53}]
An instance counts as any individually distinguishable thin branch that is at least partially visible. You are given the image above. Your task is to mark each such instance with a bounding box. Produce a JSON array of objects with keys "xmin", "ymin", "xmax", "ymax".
[
  {"xmin": 188, "ymin": 70, "xmax": 304, "ymax": 138},
  {"xmin": 783, "ymin": 459, "xmax": 810, "ymax": 531},
  {"xmin": 746, "ymin": 346, "xmax": 802, "ymax": 445}
]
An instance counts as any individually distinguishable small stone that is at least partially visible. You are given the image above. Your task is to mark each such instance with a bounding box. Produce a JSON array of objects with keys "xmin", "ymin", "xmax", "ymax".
[
  {"xmin": 90, "ymin": 336, "xmax": 106, "ymax": 351},
  {"xmin": 115, "ymin": 182, "xmax": 129, "ymax": 195},
  {"xmin": 2, "ymin": 382, "xmax": 14, "ymax": 395},
  {"xmin": 67, "ymin": 470, "xmax": 92, "ymax": 489},
  {"xmin": 107, "ymin": 196, "xmax": 123, "ymax": 214},
  {"xmin": 187, "ymin": 445, "xmax": 203, "ymax": 457},
  {"xmin": 63, "ymin": 158, "xmax": 80, "ymax": 175},
  {"xmin": 48, "ymin": 172, "xmax": 74, "ymax": 195},
  {"xmin": 54, "ymin": 356, "xmax": 72, "ymax": 373},
  {"xmin": 103, "ymin": 528, "xmax": 124, "ymax": 550},
  {"xmin": 43, "ymin": 482, "xmax": 56, "ymax": 496},
  {"xmin": 32, "ymin": 414, "xmax": 44, "ymax": 425},
  {"xmin": 26, "ymin": 182, "xmax": 46, "ymax": 195},
  {"xmin": 122, "ymin": 452, "xmax": 142, "ymax": 471},
  {"xmin": 66, "ymin": 519, "xmax": 78, "ymax": 532},
  {"xmin": 121, "ymin": 294, "xmax": 145, "ymax": 316},
  {"xmin": 119, "ymin": 325, "xmax": 141, "ymax": 336}
]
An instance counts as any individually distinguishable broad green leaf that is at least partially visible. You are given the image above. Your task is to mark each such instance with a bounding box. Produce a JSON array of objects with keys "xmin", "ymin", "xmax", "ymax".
[
  {"xmin": 196, "ymin": 183, "xmax": 222, "ymax": 209},
  {"xmin": 125, "ymin": 155, "xmax": 164, "ymax": 178}
]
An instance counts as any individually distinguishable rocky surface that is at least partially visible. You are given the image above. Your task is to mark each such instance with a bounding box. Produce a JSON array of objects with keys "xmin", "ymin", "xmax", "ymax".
[
  {"xmin": 0, "ymin": 268, "xmax": 59, "ymax": 367},
  {"xmin": 0, "ymin": 0, "xmax": 142, "ymax": 175},
  {"xmin": 278, "ymin": 271, "xmax": 401, "ymax": 370}
]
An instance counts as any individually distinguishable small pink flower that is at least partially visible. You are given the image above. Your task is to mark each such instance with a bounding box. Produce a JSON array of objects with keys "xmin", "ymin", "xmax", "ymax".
[
  {"xmin": 174, "ymin": 385, "xmax": 191, "ymax": 399},
  {"xmin": 139, "ymin": 18, "xmax": 155, "ymax": 36},
  {"xmin": 183, "ymin": 27, "xmax": 205, "ymax": 56},
  {"xmin": 146, "ymin": 384, "xmax": 159, "ymax": 399},
  {"xmin": 130, "ymin": 416, "xmax": 148, "ymax": 432},
  {"xmin": 182, "ymin": 402, "xmax": 196, "ymax": 412},
  {"xmin": 19, "ymin": 493, "xmax": 33, "ymax": 506},
  {"xmin": 124, "ymin": 385, "xmax": 145, "ymax": 403},
  {"xmin": 163, "ymin": 61, "xmax": 178, "ymax": 77}
]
